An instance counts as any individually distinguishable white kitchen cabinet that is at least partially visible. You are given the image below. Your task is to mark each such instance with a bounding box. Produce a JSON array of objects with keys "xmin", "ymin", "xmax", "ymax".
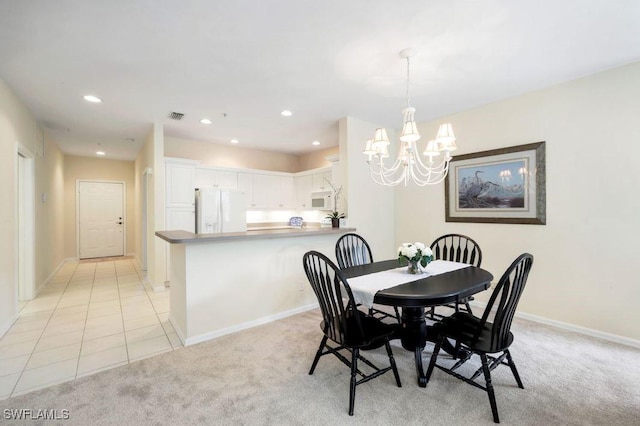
[
  {"xmin": 237, "ymin": 173, "xmax": 255, "ymax": 208},
  {"xmin": 253, "ymin": 174, "xmax": 294, "ymax": 209},
  {"xmin": 164, "ymin": 158, "xmax": 198, "ymax": 287},
  {"xmin": 275, "ymin": 175, "xmax": 294, "ymax": 209},
  {"xmin": 166, "ymin": 161, "xmax": 196, "ymax": 207},
  {"xmin": 194, "ymin": 167, "xmax": 238, "ymax": 190},
  {"xmin": 166, "ymin": 207, "xmax": 195, "ymax": 232},
  {"xmin": 295, "ymin": 175, "xmax": 313, "ymax": 209},
  {"xmin": 294, "ymin": 168, "xmax": 333, "ymax": 210},
  {"xmin": 216, "ymin": 170, "xmax": 238, "ymax": 189},
  {"xmin": 312, "ymin": 171, "xmax": 333, "ymax": 192},
  {"xmin": 238, "ymin": 172, "xmax": 293, "ymax": 209}
]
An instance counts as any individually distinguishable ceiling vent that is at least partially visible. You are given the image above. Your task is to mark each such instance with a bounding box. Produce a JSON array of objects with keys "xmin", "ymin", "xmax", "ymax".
[{"xmin": 168, "ymin": 112, "xmax": 185, "ymax": 120}]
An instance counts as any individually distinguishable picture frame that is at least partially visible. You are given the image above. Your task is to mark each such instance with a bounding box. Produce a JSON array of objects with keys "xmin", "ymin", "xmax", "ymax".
[{"xmin": 445, "ymin": 141, "xmax": 546, "ymax": 225}]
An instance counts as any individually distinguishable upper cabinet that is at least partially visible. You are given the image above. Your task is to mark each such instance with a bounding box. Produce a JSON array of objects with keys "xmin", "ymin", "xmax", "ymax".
[
  {"xmin": 237, "ymin": 172, "xmax": 254, "ymax": 205},
  {"xmin": 294, "ymin": 168, "xmax": 333, "ymax": 210},
  {"xmin": 194, "ymin": 167, "xmax": 238, "ymax": 190},
  {"xmin": 240, "ymin": 173, "xmax": 294, "ymax": 209},
  {"xmin": 312, "ymin": 171, "xmax": 332, "ymax": 192},
  {"xmin": 295, "ymin": 175, "xmax": 313, "ymax": 209},
  {"xmin": 166, "ymin": 158, "xmax": 333, "ymax": 211}
]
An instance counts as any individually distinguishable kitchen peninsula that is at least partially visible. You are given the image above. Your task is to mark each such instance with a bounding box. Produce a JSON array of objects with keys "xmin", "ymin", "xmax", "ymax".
[{"xmin": 156, "ymin": 226, "xmax": 355, "ymax": 346}]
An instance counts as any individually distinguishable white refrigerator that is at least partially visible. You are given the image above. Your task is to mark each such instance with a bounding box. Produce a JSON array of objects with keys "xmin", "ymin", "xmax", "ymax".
[{"xmin": 195, "ymin": 188, "xmax": 248, "ymax": 234}]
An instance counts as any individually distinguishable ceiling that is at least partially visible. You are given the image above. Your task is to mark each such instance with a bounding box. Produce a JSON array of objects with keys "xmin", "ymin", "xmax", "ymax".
[{"xmin": 1, "ymin": 1, "xmax": 639, "ymax": 161}]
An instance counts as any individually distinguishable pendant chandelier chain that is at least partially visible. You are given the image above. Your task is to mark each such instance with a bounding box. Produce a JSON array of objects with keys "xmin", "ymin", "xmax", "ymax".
[{"xmin": 406, "ymin": 56, "xmax": 411, "ymax": 108}]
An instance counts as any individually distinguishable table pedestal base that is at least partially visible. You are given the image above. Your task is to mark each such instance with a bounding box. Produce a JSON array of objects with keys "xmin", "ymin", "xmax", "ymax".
[{"xmin": 399, "ymin": 306, "xmax": 463, "ymax": 387}]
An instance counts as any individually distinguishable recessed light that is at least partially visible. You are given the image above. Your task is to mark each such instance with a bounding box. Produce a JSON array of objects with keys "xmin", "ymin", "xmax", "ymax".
[
  {"xmin": 200, "ymin": 118, "xmax": 212, "ymax": 125},
  {"xmin": 281, "ymin": 110, "xmax": 292, "ymax": 117},
  {"xmin": 230, "ymin": 139, "xmax": 239, "ymax": 144},
  {"xmin": 96, "ymin": 151, "xmax": 106, "ymax": 156},
  {"xmin": 312, "ymin": 141, "xmax": 320, "ymax": 146},
  {"xmin": 83, "ymin": 95, "xmax": 102, "ymax": 103}
]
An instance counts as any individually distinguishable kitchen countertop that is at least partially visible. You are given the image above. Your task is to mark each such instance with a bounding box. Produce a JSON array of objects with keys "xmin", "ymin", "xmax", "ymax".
[{"xmin": 156, "ymin": 227, "xmax": 356, "ymax": 244}]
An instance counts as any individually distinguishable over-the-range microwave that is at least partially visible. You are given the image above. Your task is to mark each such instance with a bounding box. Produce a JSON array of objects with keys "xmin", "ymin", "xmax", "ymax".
[{"xmin": 310, "ymin": 191, "xmax": 332, "ymax": 210}]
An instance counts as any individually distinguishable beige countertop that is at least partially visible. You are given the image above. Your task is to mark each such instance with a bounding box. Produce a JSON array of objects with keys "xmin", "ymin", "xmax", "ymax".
[{"xmin": 156, "ymin": 227, "xmax": 356, "ymax": 244}]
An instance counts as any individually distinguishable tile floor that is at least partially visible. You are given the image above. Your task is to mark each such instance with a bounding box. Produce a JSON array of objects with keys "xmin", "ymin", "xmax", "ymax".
[{"xmin": 0, "ymin": 258, "xmax": 181, "ymax": 400}]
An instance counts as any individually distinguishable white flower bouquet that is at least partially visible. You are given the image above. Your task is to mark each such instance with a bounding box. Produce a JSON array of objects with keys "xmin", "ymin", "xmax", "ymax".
[{"xmin": 398, "ymin": 242, "xmax": 434, "ymax": 274}]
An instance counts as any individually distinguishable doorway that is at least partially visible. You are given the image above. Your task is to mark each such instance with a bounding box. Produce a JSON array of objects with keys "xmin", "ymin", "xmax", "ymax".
[{"xmin": 77, "ymin": 181, "xmax": 125, "ymax": 259}]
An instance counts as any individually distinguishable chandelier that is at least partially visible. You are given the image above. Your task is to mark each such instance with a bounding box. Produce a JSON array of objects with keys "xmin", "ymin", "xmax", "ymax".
[{"xmin": 363, "ymin": 48, "xmax": 458, "ymax": 186}]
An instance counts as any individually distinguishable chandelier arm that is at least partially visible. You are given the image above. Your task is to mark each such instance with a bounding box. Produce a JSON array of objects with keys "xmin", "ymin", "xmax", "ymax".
[
  {"xmin": 371, "ymin": 145, "xmax": 453, "ymax": 187},
  {"xmin": 369, "ymin": 160, "xmax": 412, "ymax": 186},
  {"xmin": 378, "ymin": 165, "xmax": 411, "ymax": 186},
  {"xmin": 372, "ymin": 155, "xmax": 405, "ymax": 176},
  {"xmin": 411, "ymin": 153, "xmax": 451, "ymax": 184},
  {"xmin": 409, "ymin": 164, "xmax": 450, "ymax": 186},
  {"xmin": 408, "ymin": 166, "xmax": 439, "ymax": 187},
  {"xmin": 368, "ymin": 161, "xmax": 396, "ymax": 186},
  {"xmin": 412, "ymin": 152, "xmax": 449, "ymax": 174},
  {"xmin": 408, "ymin": 167, "xmax": 431, "ymax": 187},
  {"xmin": 412, "ymin": 151, "xmax": 439, "ymax": 171},
  {"xmin": 368, "ymin": 166, "xmax": 388, "ymax": 186},
  {"xmin": 369, "ymin": 159, "xmax": 404, "ymax": 186}
]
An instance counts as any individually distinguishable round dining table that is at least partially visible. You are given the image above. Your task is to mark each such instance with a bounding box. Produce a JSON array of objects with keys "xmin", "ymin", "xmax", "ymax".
[{"xmin": 342, "ymin": 259, "xmax": 493, "ymax": 387}]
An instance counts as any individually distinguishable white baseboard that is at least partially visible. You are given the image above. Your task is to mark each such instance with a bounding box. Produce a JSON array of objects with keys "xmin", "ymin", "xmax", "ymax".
[
  {"xmin": 168, "ymin": 315, "xmax": 185, "ymax": 345},
  {"xmin": 151, "ymin": 281, "xmax": 166, "ymax": 292},
  {"xmin": 0, "ymin": 312, "xmax": 19, "ymax": 339},
  {"xmin": 7, "ymin": 257, "xmax": 71, "ymax": 336},
  {"xmin": 34, "ymin": 258, "xmax": 70, "ymax": 297},
  {"xmin": 180, "ymin": 303, "xmax": 319, "ymax": 347},
  {"xmin": 132, "ymin": 256, "xmax": 144, "ymax": 272},
  {"xmin": 470, "ymin": 301, "xmax": 640, "ymax": 349}
]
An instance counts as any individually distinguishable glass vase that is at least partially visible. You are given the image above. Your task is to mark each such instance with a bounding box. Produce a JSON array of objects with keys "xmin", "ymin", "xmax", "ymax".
[{"xmin": 407, "ymin": 260, "xmax": 423, "ymax": 274}]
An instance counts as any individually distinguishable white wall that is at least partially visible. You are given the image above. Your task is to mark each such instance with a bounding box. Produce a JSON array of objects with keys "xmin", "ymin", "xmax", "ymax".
[
  {"xmin": 340, "ymin": 116, "xmax": 396, "ymax": 259},
  {"xmin": 34, "ymin": 135, "xmax": 65, "ymax": 291},
  {"xmin": 134, "ymin": 123, "xmax": 165, "ymax": 289},
  {"xmin": 0, "ymin": 78, "xmax": 65, "ymax": 335},
  {"xmin": 165, "ymin": 136, "xmax": 338, "ymax": 173},
  {"xmin": 169, "ymin": 233, "xmax": 335, "ymax": 345},
  {"xmin": 395, "ymin": 61, "xmax": 640, "ymax": 341}
]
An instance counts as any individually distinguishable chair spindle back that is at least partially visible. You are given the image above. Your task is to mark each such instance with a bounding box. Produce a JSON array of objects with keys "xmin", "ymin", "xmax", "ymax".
[
  {"xmin": 475, "ymin": 253, "xmax": 533, "ymax": 349},
  {"xmin": 430, "ymin": 234, "xmax": 482, "ymax": 267},
  {"xmin": 335, "ymin": 233, "xmax": 373, "ymax": 269},
  {"xmin": 303, "ymin": 251, "xmax": 363, "ymax": 344}
]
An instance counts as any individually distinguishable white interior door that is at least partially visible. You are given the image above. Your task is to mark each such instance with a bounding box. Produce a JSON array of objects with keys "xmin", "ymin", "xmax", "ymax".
[{"xmin": 79, "ymin": 181, "xmax": 124, "ymax": 259}]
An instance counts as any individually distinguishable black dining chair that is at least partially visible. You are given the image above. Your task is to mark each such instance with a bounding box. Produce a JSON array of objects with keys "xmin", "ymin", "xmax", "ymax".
[
  {"xmin": 424, "ymin": 253, "xmax": 534, "ymax": 423},
  {"xmin": 303, "ymin": 250, "xmax": 402, "ymax": 416},
  {"xmin": 335, "ymin": 233, "xmax": 401, "ymax": 323},
  {"xmin": 429, "ymin": 234, "xmax": 483, "ymax": 317}
]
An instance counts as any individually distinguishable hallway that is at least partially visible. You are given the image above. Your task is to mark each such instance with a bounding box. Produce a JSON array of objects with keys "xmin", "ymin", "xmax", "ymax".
[{"xmin": 0, "ymin": 258, "xmax": 180, "ymax": 400}]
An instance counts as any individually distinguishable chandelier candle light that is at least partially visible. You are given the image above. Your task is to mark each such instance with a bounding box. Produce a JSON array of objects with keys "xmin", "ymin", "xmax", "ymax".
[{"xmin": 363, "ymin": 48, "xmax": 458, "ymax": 186}]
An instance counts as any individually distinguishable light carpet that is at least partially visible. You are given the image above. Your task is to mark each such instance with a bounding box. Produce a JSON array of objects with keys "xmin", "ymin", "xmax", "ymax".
[{"xmin": 1, "ymin": 310, "xmax": 639, "ymax": 425}]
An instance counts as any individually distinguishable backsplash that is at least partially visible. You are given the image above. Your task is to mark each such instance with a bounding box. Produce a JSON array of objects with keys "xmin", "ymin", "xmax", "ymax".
[{"xmin": 246, "ymin": 210, "xmax": 328, "ymax": 225}]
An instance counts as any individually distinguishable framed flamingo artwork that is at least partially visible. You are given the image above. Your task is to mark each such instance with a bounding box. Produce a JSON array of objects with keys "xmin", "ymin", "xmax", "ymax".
[{"xmin": 445, "ymin": 142, "xmax": 546, "ymax": 224}]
